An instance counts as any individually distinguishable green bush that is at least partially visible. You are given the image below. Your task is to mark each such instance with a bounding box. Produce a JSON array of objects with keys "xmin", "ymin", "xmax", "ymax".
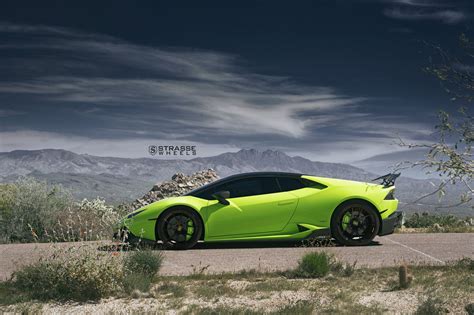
[
  {"xmin": 293, "ymin": 252, "xmax": 332, "ymax": 278},
  {"xmin": 13, "ymin": 245, "xmax": 124, "ymax": 301},
  {"xmin": 124, "ymin": 250, "xmax": 163, "ymax": 277},
  {"xmin": 122, "ymin": 250, "xmax": 163, "ymax": 293},
  {"xmin": 290, "ymin": 252, "xmax": 356, "ymax": 278}
]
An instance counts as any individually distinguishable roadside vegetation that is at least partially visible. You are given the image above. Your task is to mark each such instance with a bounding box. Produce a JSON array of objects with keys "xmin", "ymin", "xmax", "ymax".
[
  {"xmin": 0, "ymin": 177, "xmax": 126, "ymax": 243},
  {"xmin": 398, "ymin": 212, "xmax": 474, "ymax": 233},
  {"xmin": 0, "ymin": 245, "xmax": 163, "ymax": 303},
  {"xmin": 0, "ymin": 248, "xmax": 472, "ymax": 314},
  {"xmin": 287, "ymin": 252, "xmax": 356, "ymax": 278}
]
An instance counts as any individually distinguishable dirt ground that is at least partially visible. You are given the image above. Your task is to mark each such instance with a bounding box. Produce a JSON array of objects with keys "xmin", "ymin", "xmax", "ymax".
[{"xmin": 2, "ymin": 263, "xmax": 473, "ymax": 314}]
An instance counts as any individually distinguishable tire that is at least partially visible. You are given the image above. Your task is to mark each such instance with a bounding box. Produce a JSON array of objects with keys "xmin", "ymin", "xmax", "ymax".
[
  {"xmin": 330, "ymin": 200, "xmax": 380, "ymax": 246},
  {"xmin": 156, "ymin": 207, "xmax": 203, "ymax": 250}
]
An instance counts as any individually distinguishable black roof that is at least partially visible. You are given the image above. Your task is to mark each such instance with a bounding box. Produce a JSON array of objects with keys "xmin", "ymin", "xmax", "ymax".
[
  {"xmin": 185, "ymin": 171, "xmax": 303, "ymax": 196},
  {"xmin": 221, "ymin": 171, "xmax": 302, "ymax": 180}
]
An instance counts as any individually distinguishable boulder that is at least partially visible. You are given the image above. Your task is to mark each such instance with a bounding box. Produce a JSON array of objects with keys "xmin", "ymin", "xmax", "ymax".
[{"xmin": 129, "ymin": 169, "xmax": 219, "ymax": 210}]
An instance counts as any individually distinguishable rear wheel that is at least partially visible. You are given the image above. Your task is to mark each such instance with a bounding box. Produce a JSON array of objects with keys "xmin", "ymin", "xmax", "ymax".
[
  {"xmin": 331, "ymin": 201, "xmax": 380, "ymax": 246},
  {"xmin": 156, "ymin": 207, "xmax": 202, "ymax": 250}
]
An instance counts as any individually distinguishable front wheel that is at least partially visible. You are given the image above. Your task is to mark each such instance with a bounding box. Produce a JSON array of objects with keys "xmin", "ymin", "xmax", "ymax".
[
  {"xmin": 156, "ymin": 207, "xmax": 203, "ymax": 250},
  {"xmin": 331, "ymin": 201, "xmax": 380, "ymax": 246}
]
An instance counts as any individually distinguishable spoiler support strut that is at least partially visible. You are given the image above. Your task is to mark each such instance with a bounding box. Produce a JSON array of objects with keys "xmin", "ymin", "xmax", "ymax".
[{"xmin": 372, "ymin": 173, "xmax": 400, "ymax": 187}]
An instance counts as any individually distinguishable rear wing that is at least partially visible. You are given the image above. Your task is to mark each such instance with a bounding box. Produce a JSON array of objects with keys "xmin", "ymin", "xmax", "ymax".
[{"xmin": 372, "ymin": 173, "xmax": 400, "ymax": 187}]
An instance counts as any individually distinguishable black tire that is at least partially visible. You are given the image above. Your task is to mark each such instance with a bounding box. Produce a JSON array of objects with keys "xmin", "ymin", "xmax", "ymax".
[
  {"xmin": 330, "ymin": 200, "xmax": 380, "ymax": 246},
  {"xmin": 156, "ymin": 207, "xmax": 203, "ymax": 250}
]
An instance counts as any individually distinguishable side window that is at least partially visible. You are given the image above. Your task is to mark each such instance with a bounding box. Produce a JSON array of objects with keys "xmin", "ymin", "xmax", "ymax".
[
  {"xmin": 194, "ymin": 183, "xmax": 227, "ymax": 200},
  {"xmin": 301, "ymin": 178, "xmax": 328, "ymax": 190},
  {"xmin": 277, "ymin": 177, "xmax": 305, "ymax": 192},
  {"xmin": 223, "ymin": 177, "xmax": 280, "ymax": 198}
]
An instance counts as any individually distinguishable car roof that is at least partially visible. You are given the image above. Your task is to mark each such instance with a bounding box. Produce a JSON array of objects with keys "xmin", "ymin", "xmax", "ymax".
[
  {"xmin": 185, "ymin": 172, "xmax": 304, "ymax": 196},
  {"xmin": 221, "ymin": 171, "xmax": 303, "ymax": 180}
]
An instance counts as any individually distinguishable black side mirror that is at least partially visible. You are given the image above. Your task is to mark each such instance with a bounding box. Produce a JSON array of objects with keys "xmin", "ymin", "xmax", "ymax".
[{"xmin": 212, "ymin": 190, "xmax": 230, "ymax": 205}]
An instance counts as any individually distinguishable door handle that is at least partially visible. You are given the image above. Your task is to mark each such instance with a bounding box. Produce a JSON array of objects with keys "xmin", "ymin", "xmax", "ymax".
[{"xmin": 278, "ymin": 200, "xmax": 295, "ymax": 206}]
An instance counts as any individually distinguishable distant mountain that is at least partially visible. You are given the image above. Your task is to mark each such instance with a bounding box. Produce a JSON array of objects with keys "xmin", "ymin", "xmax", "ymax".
[
  {"xmin": 0, "ymin": 149, "xmax": 468, "ymax": 215},
  {"xmin": 353, "ymin": 148, "xmax": 432, "ymax": 179},
  {"xmin": 0, "ymin": 148, "xmax": 374, "ymax": 182}
]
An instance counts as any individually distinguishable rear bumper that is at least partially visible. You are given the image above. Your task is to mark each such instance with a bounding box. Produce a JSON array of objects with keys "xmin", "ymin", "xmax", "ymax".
[{"xmin": 378, "ymin": 211, "xmax": 403, "ymax": 236}]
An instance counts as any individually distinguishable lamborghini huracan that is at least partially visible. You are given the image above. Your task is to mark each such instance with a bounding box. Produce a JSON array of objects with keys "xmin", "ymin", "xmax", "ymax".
[{"xmin": 116, "ymin": 172, "xmax": 402, "ymax": 249}]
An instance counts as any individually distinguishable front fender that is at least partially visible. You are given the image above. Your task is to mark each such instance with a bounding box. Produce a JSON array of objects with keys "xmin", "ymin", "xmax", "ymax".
[{"xmin": 121, "ymin": 196, "xmax": 209, "ymax": 241}]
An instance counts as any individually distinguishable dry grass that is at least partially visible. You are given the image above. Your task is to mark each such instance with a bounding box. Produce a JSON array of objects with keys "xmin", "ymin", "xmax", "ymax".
[{"xmin": 1, "ymin": 258, "xmax": 472, "ymax": 314}]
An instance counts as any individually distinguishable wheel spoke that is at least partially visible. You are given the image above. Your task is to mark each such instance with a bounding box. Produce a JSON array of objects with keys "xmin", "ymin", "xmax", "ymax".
[
  {"xmin": 340, "ymin": 206, "xmax": 376, "ymax": 241},
  {"xmin": 164, "ymin": 213, "xmax": 196, "ymax": 243}
]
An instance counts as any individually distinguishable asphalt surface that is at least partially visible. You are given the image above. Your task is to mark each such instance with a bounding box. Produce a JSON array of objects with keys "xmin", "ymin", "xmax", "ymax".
[{"xmin": 0, "ymin": 233, "xmax": 473, "ymax": 280}]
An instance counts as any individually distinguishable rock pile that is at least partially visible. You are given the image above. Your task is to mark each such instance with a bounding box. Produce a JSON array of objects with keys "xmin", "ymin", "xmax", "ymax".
[{"xmin": 130, "ymin": 169, "xmax": 219, "ymax": 210}]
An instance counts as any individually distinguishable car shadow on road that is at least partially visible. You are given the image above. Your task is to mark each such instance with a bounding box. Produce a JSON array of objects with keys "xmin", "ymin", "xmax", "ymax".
[
  {"xmin": 187, "ymin": 239, "xmax": 382, "ymax": 250},
  {"xmin": 98, "ymin": 239, "xmax": 382, "ymax": 251}
]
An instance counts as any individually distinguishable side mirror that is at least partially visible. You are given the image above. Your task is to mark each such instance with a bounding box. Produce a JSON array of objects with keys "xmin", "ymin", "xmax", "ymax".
[{"xmin": 212, "ymin": 190, "xmax": 230, "ymax": 205}]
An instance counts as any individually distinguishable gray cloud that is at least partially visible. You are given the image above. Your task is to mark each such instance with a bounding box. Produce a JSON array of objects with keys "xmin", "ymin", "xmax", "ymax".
[
  {"xmin": 384, "ymin": 7, "xmax": 468, "ymax": 23},
  {"xmin": 0, "ymin": 22, "xmax": 435, "ymax": 163},
  {"xmin": 381, "ymin": 0, "xmax": 470, "ymax": 24},
  {"xmin": 384, "ymin": 0, "xmax": 451, "ymax": 7},
  {"xmin": 0, "ymin": 23, "xmax": 366, "ymax": 138}
]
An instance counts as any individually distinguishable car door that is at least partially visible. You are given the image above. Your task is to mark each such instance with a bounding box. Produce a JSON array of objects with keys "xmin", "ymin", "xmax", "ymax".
[{"xmin": 203, "ymin": 177, "xmax": 299, "ymax": 238}]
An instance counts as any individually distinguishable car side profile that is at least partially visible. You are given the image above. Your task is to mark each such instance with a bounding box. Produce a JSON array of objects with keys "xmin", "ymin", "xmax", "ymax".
[{"xmin": 117, "ymin": 172, "xmax": 402, "ymax": 249}]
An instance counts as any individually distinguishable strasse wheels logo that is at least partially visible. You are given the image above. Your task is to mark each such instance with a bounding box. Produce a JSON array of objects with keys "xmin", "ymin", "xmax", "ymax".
[
  {"xmin": 148, "ymin": 145, "xmax": 197, "ymax": 156},
  {"xmin": 148, "ymin": 145, "xmax": 158, "ymax": 156}
]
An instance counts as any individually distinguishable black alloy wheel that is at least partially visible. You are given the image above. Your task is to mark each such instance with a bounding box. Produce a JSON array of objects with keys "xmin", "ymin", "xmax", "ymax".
[
  {"xmin": 156, "ymin": 207, "xmax": 202, "ymax": 250},
  {"xmin": 331, "ymin": 201, "xmax": 380, "ymax": 246}
]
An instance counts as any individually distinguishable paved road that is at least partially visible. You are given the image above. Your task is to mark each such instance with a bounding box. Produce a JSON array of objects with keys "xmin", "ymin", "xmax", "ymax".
[{"xmin": 1, "ymin": 233, "xmax": 473, "ymax": 280}]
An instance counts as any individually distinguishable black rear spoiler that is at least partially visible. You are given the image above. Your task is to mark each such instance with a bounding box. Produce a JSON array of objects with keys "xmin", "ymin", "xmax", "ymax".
[{"xmin": 372, "ymin": 173, "xmax": 400, "ymax": 187}]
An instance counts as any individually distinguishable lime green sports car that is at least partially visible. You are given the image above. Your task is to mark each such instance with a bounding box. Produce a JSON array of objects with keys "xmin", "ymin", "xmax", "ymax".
[{"xmin": 117, "ymin": 172, "xmax": 402, "ymax": 249}]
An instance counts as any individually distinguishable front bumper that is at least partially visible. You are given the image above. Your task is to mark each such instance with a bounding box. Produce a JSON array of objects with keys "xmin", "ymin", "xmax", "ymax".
[
  {"xmin": 378, "ymin": 211, "xmax": 403, "ymax": 236},
  {"xmin": 113, "ymin": 228, "xmax": 141, "ymax": 244}
]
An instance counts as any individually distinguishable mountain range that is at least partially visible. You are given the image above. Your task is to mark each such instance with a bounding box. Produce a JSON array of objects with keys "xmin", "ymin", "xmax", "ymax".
[{"xmin": 0, "ymin": 148, "xmax": 468, "ymax": 215}]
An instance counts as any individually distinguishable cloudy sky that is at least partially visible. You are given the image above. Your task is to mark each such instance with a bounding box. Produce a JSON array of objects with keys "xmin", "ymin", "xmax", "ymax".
[{"xmin": 0, "ymin": 0, "xmax": 472, "ymax": 164}]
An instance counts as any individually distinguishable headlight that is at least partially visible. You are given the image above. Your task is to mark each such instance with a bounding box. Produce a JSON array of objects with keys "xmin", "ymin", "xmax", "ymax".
[{"xmin": 127, "ymin": 209, "xmax": 145, "ymax": 219}]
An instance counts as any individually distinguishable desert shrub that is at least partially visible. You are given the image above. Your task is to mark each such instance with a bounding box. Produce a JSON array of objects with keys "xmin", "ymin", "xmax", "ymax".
[
  {"xmin": 414, "ymin": 297, "xmax": 446, "ymax": 315},
  {"xmin": 53, "ymin": 198, "xmax": 121, "ymax": 242},
  {"xmin": 122, "ymin": 250, "xmax": 163, "ymax": 293},
  {"xmin": 404, "ymin": 212, "xmax": 465, "ymax": 228},
  {"xmin": 290, "ymin": 252, "xmax": 356, "ymax": 278},
  {"xmin": 292, "ymin": 252, "xmax": 332, "ymax": 278},
  {"xmin": 13, "ymin": 245, "xmax": 123, "ymax": 301},
  {"xmin": 0, "ymin": 177, "xmax": 72, "ymax": 243},
  {"xmin": 0, "ymin": 177, "xmax": 123, "ymax": 243},
  {"xmin": 123, "ymin": 250, "xmax": 163, "ymax": 276}
]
